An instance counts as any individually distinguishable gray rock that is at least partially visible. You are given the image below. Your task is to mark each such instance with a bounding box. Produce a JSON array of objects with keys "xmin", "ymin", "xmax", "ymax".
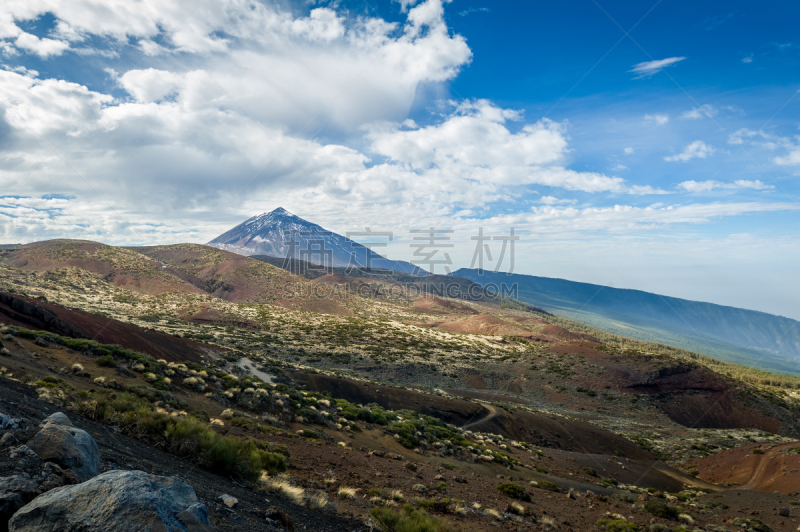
[
  {"xmin": 0, "ymin": 474, "xmax": 37, "ymax": 531},
  {"xmin": 8, "ymin": 446, "xmax": 41, "ymax": 466},
  {"xmin": 26, "ymin": 422, "xmax": 100, "ymax": 482},
  {"xmin": 39, "ymin": 412, "xmax": 73, "ymax": 428},
  {"xmin": 0, "ymin": 415, "xmax": 30, "ymax": 431},
  {"xmin": 33, "ymin": 337, "xmax": 48, "ymax": 348},
  {"xmin": 8, "ymin": 470, "xmax": 216, "ymax": 532}
]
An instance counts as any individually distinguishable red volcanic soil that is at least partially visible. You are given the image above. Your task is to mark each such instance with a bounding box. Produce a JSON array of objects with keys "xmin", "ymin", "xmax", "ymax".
[
  {"xmin": 691, "ymin": 441, "xmax": 800, "ymax": 494},
  {"xmin": 0, "ymin": 293, "xmax": 221, "ymax": 363},
  {"xmin": 558, "ymin": 346, "xmax": 800, "ymax": 437},
  {"xmin": 434, "ymin": 314, "xmax": 533, "ymax": 336},
  {"xmin": 180, "ymin": 306, "xmax": 262, "ymax": 329},
  {"xmin": 137, "ymin": 245, "xmax": 353, "ymax": 316},
  {"xmin": 409, "ymin": 296, "xmax": 478, "ymax": 315},
  {"xmin": 539, "ymin": 324, "xmax": 598, "ymax": 343}
]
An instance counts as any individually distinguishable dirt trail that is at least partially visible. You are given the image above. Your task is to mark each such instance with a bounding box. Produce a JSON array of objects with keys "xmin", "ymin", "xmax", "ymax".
[
  {"xmin": 461, "ymin": 403, "xmax": 499, "ymax": 430},
  {"xmin": 742, "ymin": 442, "xmax": 796, "ymax": 490},
  {"xmin": 650, "ymin": 463, "xmax": 720, "ymax": 491}
]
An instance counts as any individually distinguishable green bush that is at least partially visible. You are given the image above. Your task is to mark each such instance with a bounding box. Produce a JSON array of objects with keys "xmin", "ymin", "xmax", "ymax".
[
  {"xmin": 535, "ymin": 480, "xmax": 560, "ymax": 493},
  {"xmin": 596, "ymin": 520, "xmax": 638, "ymax": 531},
  {"xmin": 229, "ymin": 416, "xmax": 257, "ymax": 429},
  {"xmin": 370, "ymin": 504, "xmax": 457, "ymax": 532},
  {"xmin": 70, "ymin": 390, "xmax": 285, "ymax": 482},
  {"xmin": 496, "ymin": 482, "xmax": 531, "ymax": 502},
  {"xmin": 582, "ymin": 466, "xmax": 598, "ymax": 477},
  {"xmin": 752, "ymin": 448, "xmax": 765, "ymax": 455},
  {"xmin": 96, "ymin": 355, "xmax": 116, "ymax": 368},
  {"xmin": 598, "ymin": 477, "xmax": 619, "ymax": 488},
  {"xmin": 643, "ymin": 498, "xmax": 679, "ymax": 520}
]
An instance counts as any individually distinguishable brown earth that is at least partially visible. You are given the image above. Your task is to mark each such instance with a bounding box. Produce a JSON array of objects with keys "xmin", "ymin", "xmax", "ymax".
[
  {"xmin": 287, "ymin": 371, "xmax": 654, "ymax": 459},
  {"xmin": 0, "ymin": 241, "xmax": 357, "ymax": 315},
  {"xmin": 552, "ymin": 345, "xmax": 800, "ymax": 437},
  {"xmin": 0, "ymin": 292, "xmax": 221, "ymax": 363},
  {"xmin": 434, "ymin": 314, "xmax": 533, "ymax": 336},
  {"xmin": 690, "ymin": 441, "xmax": 800, "ymax": 494},
  {"xmin": 0, "ymin": 377, "xmax": 364, "ymax": 532},
  {"xmin": 3, "ymin": 329, "xmax": 799, "ymax": 531},
  {"xmin": 0, "ymin": 240, "xmax": 205, "ymax": 296}
]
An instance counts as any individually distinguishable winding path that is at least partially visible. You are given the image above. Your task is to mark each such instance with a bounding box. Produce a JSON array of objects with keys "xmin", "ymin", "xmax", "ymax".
[
  {"xmin": 741, "ymin": 442, "xmax": 797, "ymax": 490},
  {"xmin": 461, "ymin": 403, "xmax": 500, "ymax": 430}
]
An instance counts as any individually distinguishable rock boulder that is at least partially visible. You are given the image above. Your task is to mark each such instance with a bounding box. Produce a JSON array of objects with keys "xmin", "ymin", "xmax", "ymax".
[
  {"xmin": 26, "ymin": 414, "xmax": 99, "ymax": 482},
  {"xmin": 8, "ymin": 470, "xmax": 216, "ymax": 532},
  {"xmin": 38, "ymin": 412, "xmax": 73, "ymax": 428}
]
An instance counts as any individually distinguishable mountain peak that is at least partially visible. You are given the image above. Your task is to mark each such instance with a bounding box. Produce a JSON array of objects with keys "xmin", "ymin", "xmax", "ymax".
[{"xmin": 208, "ymin": 211, "xmax": 423, "ymax": 274}]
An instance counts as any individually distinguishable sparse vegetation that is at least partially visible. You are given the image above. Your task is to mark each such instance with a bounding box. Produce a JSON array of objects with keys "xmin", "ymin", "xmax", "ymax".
[
  {"xmin": 337, "ymin": 486, "xmax": 359, "ymax": 499},
  {"xmin": 596, "ymin": 520, "xmax": 639, "ymax": 531},
  {"xmin": 496, "ymin": 482, "xmax": 531, "ymax": 502},
  {"xmin": 643, "ymin": 498, "xmax": 679, "ymax": 521},
  {"xmin": 371, "ymin": 504, "xmax": 458, "ymax": 532},
  {"xmin": 260, "ymin": 474, "xmax": 305, "ymax": 504}
]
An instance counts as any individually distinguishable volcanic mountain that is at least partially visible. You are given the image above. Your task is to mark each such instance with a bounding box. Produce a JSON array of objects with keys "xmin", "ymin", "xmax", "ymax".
[{"xmin": 208, "ymin": 208, "xmax": 422, "ymax": 274}]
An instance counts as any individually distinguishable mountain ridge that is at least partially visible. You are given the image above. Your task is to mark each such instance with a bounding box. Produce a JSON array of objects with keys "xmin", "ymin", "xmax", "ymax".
[{"xmin": 454, "ymin": 268, "xmax": 800, "ymax": 375}]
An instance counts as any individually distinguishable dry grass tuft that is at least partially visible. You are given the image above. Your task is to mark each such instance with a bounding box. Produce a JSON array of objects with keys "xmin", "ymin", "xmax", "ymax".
[
  {"xmin": 337, "ymin": 486, "xmax": 359, "ymax": 499},
  {"xmin": 260, "ymin": 474, "xmax": 305, "ymax": 505},
  {"xmin": 308, "ymin": 491, "xmax": 328, "ymax": 510}
]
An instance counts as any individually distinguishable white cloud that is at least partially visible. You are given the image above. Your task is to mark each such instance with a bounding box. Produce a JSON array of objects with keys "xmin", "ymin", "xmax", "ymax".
[
  {"xmin": 476, "ymin": 202, "xmax": 799, "ymax": 237},
  {"xmin": 664, "ymin": 140, "xmax": 715, "ymax": 162},
  {"xmin": 678, "ymin": 180, "xmax": 773, "ymax": 193},
  {"xmin": 644, "ymin": 113, "xmax": 669, "ymax": 125},
  {"xmin": 775, "ymin": 146, "xmax": 800, "ymax": 165},
  {"xmin": 459, "ymin": 7, "xmax": 490, "ymax": 16},
  {"xmin": 0, "ymin": 0, "xmax": 788, "ymax": 254},
  {"xmin": 358, "ymin": 100, "xmax": 662, "ymax": 197},
  {"xmin": 0, "ymin": 69, "xmax": 113, "ymax": 137},
  {"xmin": 118, "ymin": 68, "xmax": 183, "ymax": 103},
  {"xmin": 538, "ymin": 196, "xmax": 576, "ymax": 205},
  {"xmin": 728, "ymin": 128, "xmax": 759, "ymax": 145},
  {"xmin": 623, "ymin": 147, "xmax": 634, "ymax": 155},
  {"xmin": 741, "ymin": 55, "xmax": 753, "ymax": 63},
  {"xmin": 629, "ymin": 56, "xmax": 686, "ymax": 78},
  {"xmin": 14, "ymin": 33, "xmax": 69, "ymax": 58},
  {"xmin": 680, "ymin": 104, "xmax": 718, "ymax": 120},
  {"xmin": 1, "ymin": 1, "xmax": 471, "ymax": 136}
]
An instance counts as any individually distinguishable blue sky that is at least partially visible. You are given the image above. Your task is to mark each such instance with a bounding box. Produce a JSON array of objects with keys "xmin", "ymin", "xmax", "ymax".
[{"xmin": 0, "ymin": 0, "xmax": 798, "ymax": 318}]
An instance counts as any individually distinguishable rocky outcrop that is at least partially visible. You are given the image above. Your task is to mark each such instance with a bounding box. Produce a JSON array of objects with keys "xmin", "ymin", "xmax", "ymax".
[
  {"xmin": 0, "ymin": 475, "xmax": 36, "ymax": 532},
  {"xmin": 0, "ymin": 414, "xmax": 31, "ymax": 432},
  {"xmin": 26, "ymin": 413, "xmax": 100, "ymax": 482},
  {"xmin": 8, "ymin": 470, "xmax": 216, "ymax": 532},
  {"xmin": 0, "ymin": 463, "xmax": 78, "ymax": 532}
]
